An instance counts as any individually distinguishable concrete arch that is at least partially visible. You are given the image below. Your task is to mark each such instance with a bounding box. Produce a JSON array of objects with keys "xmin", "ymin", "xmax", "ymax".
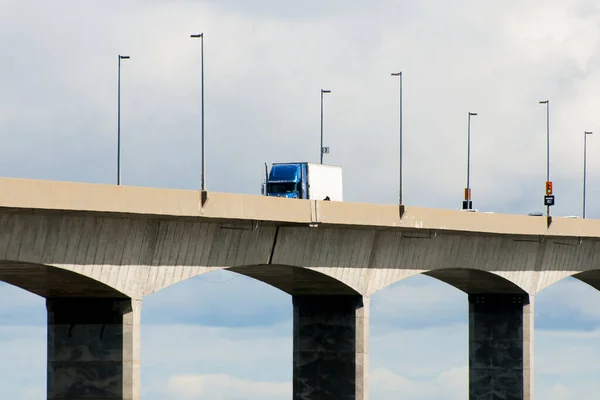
[
  {"xmin": 570, "ymin": 270, "xmax": 600, "ymax": 292},
  {"xmin": 531, "ymin": 267, "xmax": 600, "ymax": 295},
  {"xmin": 145, "ymin": 263, "xmax": 360, "ymax": 297},
  {"xmin": 0, "ymin": 260, "xmax": 128, "ymax": 298},
  {"xmin": 141, "ymin": 223, "xmax": 368, "ymax": 296},
  {"xmin": 423, "ymin": 268, "xmax": 527, "ymax": 294},
  {"xmin": 368, "ymin": 268, "xmax": 528, "ymax": 297},
  {"xmin": 531, "ymin": 238, "xmax": 600, "ymax": 293},
  {"xmin": 228, "ymin": 264, "xmax": 360, "ymax": 295},
  {"xmin": 363, "ymin": 231, "xmax": 537, "ymax": 295}
]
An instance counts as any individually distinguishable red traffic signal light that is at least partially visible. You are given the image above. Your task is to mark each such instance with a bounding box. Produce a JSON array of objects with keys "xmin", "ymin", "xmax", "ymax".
[{"xmin": 546, "ymin": 181, "xmax": 553, "ymax": 194}]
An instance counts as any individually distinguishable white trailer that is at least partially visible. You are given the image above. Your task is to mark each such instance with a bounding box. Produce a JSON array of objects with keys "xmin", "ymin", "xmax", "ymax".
[{"xmin": 306, "ymin": 163, "xmax": 343, "ymax": 201}]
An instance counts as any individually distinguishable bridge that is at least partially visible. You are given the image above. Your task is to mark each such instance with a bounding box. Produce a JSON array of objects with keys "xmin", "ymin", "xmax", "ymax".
[{"xmin": 1, "ymin": 176, "xmax": 599, "ymax": 399}]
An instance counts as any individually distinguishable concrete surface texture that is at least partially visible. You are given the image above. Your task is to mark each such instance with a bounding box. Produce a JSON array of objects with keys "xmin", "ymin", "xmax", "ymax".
[{"xmin": 0, "ymin": 177, "xmax": 598, "ymax": 399}]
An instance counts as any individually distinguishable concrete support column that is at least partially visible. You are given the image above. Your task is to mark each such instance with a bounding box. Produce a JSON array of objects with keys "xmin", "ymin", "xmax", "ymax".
[
  {"xmin": 292, "ymin": 294, "xmax": 369, "ymax": 400},
  {"xmin": 47, "ymin": 298, "xmax": 141, "ymax": 400},
  {"xmin": 469, "ymin": 293, "xmax": 533, "ymax": 400}
]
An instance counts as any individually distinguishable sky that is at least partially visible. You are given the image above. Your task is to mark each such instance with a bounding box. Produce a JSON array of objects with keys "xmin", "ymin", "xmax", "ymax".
[{"xmin": 2, "ymin": 0, "xmax": 600, "ymax": 398}]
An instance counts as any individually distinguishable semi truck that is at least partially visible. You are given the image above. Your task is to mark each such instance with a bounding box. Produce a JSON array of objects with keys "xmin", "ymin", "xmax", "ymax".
[{"xmin": 261, "ymin": 162, "xmax": 343, "ymax": 201}]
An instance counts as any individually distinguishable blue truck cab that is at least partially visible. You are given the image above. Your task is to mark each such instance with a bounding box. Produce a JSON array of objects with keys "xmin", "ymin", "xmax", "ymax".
[{"xmin": 262, "ymin": 162, "xmax": 309, "ymax": 199}]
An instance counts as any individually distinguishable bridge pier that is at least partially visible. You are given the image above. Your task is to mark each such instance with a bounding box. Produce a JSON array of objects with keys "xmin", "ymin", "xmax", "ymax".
[
  {"xmin": 47, "ymin": 298, "xmax": 141, "ymax": 400},
  {"xmin": 292, "ymin": 295, "xmax": 368, "ymax": 400},
  {"xmin": 469, "ymin": 293, "xmax": 533, "ymax": 400}
]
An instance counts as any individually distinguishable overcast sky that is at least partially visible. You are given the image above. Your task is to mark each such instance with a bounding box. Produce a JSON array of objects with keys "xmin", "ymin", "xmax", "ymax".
[{"xmin": 2, "ymin": 0, "xmax": 600, "ymax": 399}]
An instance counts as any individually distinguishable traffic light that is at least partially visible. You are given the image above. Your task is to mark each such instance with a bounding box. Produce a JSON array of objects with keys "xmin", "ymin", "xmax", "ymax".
[{"xmin": 546, "ymin": 181, "xmax": 553, "ymax": 195}]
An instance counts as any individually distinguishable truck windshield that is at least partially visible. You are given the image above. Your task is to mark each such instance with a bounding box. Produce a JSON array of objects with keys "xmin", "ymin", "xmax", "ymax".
[{"xmin": 267, "ymin": 182, "xmax": 297, "ymax": 194}]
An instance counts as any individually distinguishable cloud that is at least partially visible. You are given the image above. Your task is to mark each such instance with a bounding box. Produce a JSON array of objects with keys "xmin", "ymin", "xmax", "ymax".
[
  {"xmin": 140, "ymin": 323, "xmax": 470, "ymax": 399},
  {"xmin": 536, "ymin": 277, "xmax": 600, "ymax": 330},
  {"xmin": 164, "ymin": 366, "xmax": 469, "ymax": 400},
  {"xmin": 371, "ymin": 366, "xmax": 467, "ymax": 400},
  {"xmin": 535, "ymin": 328, "xmax": 600, "ymax": 377},
  {"xmin": 546, "ymin": 384, "xmax": 572, "ymax": 400},
  {"xmin": 141, "ymin": 323, "xmax": 293, "ymax": 387},
  {"xmin": 0, "ymin": 325, "xmax": 45, "ymax": 399},
  {"xmin": 167, "ymin": 373, "xmax": 289, "ymax": 400},
  {"xmin": 0, "ymin": 283, "xmax": 45, "ymax": 325},
  {"xmin": 370, "ymin": 325, "xmax": 467, "ymax": 380},
  {"xmin": 142, "ymin": 271, "xmax": 291, "ymax": 327},
  {"xmin": 371, "ymin": 274, "xmax": 467, "ymax": 330},
  {"xmin": 140, "ymin": 321, "xmax": 600, "ymax": 399}
]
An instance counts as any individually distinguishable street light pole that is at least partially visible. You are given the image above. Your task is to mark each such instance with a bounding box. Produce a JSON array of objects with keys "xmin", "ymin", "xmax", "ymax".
[
  {"xmin": 117, "ymin": 54, "xmax": 130, "ymax": 186},
  {"xmin": 539, "ymin": 100, "xmax": 550, "ymax": 217},
  {"xmin": 465, "ymin": 112, "xmax": 477, "ymax": 209},
  {"xmin": 320, "ymin": 89, "xmax": 331, "ymax": 164},
  {"xmin": 391, "ymin": 72, "xmax": 403, "ymax": 205},
  {"xmin": 584, "ymin": 131, "xmax": 593, "ymax": 218},
  {"xmin": 191, "ymin": 33, "xmax": 205, "ymax": 191}
]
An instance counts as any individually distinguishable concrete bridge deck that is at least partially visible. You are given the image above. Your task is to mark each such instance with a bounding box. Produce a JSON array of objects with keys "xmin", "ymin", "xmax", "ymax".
[
  {"xmin": 0, "ymin": 177, "xmax": 598, "ymax": 399},
  {"xmin": 3, "ymin": 175, "xmax": 599, "ymax": 237}
]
